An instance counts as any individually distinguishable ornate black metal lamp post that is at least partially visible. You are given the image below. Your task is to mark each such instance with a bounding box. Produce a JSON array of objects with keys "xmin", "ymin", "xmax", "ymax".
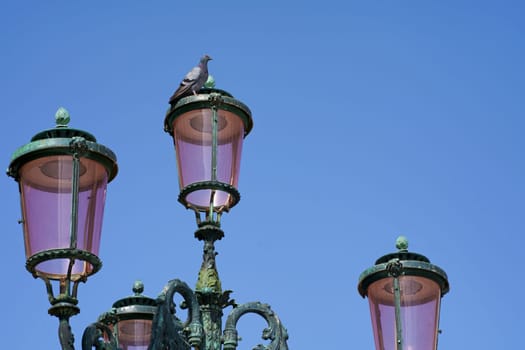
[
  {"xmin": 358, "ymin": 236, "xmax": 450, "ymax": 350},
  {"xmin": 156, "ymin": 85, "xmax": 288, "ymax": 350},
  {"xmin": 8, "ymin": 83, "xmax": 288, "ymax": 350}
]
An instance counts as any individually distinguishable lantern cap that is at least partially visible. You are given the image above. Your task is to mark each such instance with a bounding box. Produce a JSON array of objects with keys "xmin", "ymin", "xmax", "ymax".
[
  {"xmin": 7, "ymin": 107, "xmax": 118, "ymax": 182},
  {"xmin": 99, "ymin": 281, "xmax": 157, "ymax": 325},
  {"xmin": 164, "ymin": 87, "xmax": 253, "ymax": 138},
  {"xmin": 29, "ymin": 107, "xmax": 97, "ymax": 142},
  {"xmin": 112, "ymin": 281, "xmax": 157, "ymax": 309},
  {"xmin": 375, "ymin": 235, "xmax": 431, "ymax": 264},
  {"xmin": 358, "ymin": 236, "xmax": 450, "ymax": 298}
]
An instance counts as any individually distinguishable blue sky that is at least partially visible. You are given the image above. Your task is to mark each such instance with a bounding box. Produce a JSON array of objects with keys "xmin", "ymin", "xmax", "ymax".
[{"xmin": 1, "ymin": 1, "xmax": 523, "ymax": 349}]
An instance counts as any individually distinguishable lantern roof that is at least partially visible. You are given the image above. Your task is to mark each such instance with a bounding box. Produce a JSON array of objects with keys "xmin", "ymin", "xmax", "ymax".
[
  {"xmin": 358, "ymin": 236, "xmax": 450, "ymax": 298},
  {"xmin": 112, "ymin": 281, "xmax": 157, "ymax": 310},
  {"xmin": 7, "ymin": 107, "xmax": 118, "ymax": 182},
  {"xmin": 99, "ymin": 281, "xmax": 157, "ymax": 326},
  {"xmin": 164, "ymin": 88, "xmax": 253, "ymax": 138}
]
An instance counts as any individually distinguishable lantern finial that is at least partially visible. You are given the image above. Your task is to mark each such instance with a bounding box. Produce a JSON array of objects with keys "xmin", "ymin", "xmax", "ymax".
[
  {"xmin": 133, "ymin": 280, "xmax": 145, "ymax": 295},
  {"xmin": 395, "ymin": 235, "xmax": 409, "ymax": 251},
  {"xmin": 204, "ymin": 74, "xmax": 216, "ymax": 88},
  {"xmin": 55, "ymin": 107, "xmax": 70, "ymax": 127}
]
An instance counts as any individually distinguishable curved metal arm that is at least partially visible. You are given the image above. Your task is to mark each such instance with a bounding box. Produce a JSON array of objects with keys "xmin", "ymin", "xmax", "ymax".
[
  {"xmin": 148, "ymin": 279, "xmax": 203, "ymax": 350},
  {"xmin": 81, "ymin": 322, "xmax": 117, "ymax": 350},
  {"xmin": 223, "ymin": 302, "xmax": 288, "ymax": 350}
]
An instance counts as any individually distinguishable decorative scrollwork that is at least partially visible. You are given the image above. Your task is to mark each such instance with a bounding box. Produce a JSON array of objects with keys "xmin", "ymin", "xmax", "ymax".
[
  {"xmin": 208, "ymin": 92, "xmax": 224, "ymax": 108},
  {"xmin": 148, "ymin": 279, "xmax": 203, "ymax": 350},
  {"xmin": 81, "ymin": 322, "xmax": 117, "ymax": 350},
  {"xmin": 70, "ymin": 136, "xmax": 88, "ymax": 156},
  {"xmin": 386, "ymin": 259, "xmax": 403, "ymax": 278},
  {"xmin": 223, "ymin": 302, "xmax": 288, "ymax": 350}
]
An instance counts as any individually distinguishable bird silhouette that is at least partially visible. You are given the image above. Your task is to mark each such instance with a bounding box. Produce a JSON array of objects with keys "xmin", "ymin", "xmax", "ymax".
[{"xmin": 169, "ymin": 55, "xmax": 212, "ymax": 105}]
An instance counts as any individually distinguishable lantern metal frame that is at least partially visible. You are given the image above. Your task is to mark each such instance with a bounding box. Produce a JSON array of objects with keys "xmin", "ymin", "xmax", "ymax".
[{"xmin": 164, "ymin": 88, "xmax": 253, "ymax": 224}]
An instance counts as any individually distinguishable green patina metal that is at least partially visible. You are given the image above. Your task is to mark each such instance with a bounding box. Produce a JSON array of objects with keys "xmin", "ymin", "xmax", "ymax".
[
  {"xmin": 392, "ymin": 276, "xmax": 403, "ymax": 350},
  {"xmin": 204, "ymin": 74, "xmax": 216, "ymax": 89},
  {"xmin": 211, "ymin": 101, "xmax": 219, "ymax": 183},
  {"xmin": 55, "ymin": 107, "xmax": 71, "ymax": 126},
  {"xmin": 223, "ymin": 302, "xmax": 289, "ymax": 350},
  {"xmin": 26, "ymin": 248, "xmax": 102, "ymax": 280},
  {"xmin": 8, "ymin": 135, "xmax": 118, "ymax": 182},
  {"xmin": 396, "ymin": 235, "xmax": 409, "ymax": 250},
  {"xmin": 178, "ymin": 181, "xmax": 241, "ymax": 213},
  {"xmin": 196, "ymin": 239, "xmax": 222, "ymax": 294}
]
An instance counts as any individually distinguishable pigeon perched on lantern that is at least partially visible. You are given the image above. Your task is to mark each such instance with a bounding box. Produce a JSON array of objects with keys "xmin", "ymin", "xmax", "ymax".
[{"xmin": 169, "ymin": 54, "xmax": 212, "ymax": 105}]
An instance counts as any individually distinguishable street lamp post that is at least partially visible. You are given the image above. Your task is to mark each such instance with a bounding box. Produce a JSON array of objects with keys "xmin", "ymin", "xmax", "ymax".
[
  {"xmin": 358, "ymin": 236, "xmax": 450, "ymax": 350},
  {"xmin": 7, "ymin": 84, "xmax": 289, "ymax": 350}
]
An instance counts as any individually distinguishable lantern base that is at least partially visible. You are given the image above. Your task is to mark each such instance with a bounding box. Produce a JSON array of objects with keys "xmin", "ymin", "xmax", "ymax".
[
  {"xmin": 48, "ymin": 301, "xmax": 79, "ymax": 350},
  {"xmin": 26, "ymin": 248, "xmax": 102, "ymax": 280},
  {"xmin": 179, "ymin": 181, "xmax": 241, "ymax": 212},
  {"xmin": 195, "ymin": 223, "xmax": 224, "ymax": 241},
  {"xmin": 48, "ymin": 300, "xmax": 80, "ymax": 319}
]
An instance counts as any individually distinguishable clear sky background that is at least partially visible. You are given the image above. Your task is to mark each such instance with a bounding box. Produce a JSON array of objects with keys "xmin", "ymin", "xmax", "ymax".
[{"xmin": 1, "ymin": 1, "xmax": 523, "ymax": 349}]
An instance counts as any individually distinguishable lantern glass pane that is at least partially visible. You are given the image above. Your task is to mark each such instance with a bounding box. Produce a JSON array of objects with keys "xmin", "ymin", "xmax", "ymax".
[
  {"xmin": 367, "ymin": 275, "xmax": 441, "ymax": 350},
  {"xmin": 172, "ymin": 108, "xmax": 245, "ymax": 209},
  {"xmin": 116, "ymin": 319, "xmax": 152, "ymax": 349},
  {"xmin": 19, "ymin": 155, "xmax": 109, "ymax": 279}
]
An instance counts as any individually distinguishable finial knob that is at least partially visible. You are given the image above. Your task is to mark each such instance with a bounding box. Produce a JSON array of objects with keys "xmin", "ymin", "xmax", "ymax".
[
  {"xmin": 396, "ymin": 236, "xmax": 409, "ymax": 251},
  {"xmin": 55, "ymin": 107, "xmax": 70, "ymax": 127},
  {"xmin": 132, "ymin": 280, "xmax": 144, "ymax": 295},
  {"xmin": 204, "ymin": 74, "xmax": 216, "ymax": 88}
]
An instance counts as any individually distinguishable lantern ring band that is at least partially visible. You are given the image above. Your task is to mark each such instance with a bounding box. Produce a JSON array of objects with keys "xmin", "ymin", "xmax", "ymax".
[
  {"xmin": 26, "ymin": 248, "xmax": 102, "ymax": 280},
  {"xmin": 178, "ymin": 181, "xmax": 241, "ymax": 210}
]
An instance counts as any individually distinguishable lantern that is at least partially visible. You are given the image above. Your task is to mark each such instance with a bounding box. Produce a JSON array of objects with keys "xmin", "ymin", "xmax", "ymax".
[
  {"xmin": 358, "ymin": 237, "xmax": 449, "ymax": 350},
  {"xmin": 7, "ymin": 108, "xmax": 118, "ymax": 319},
  {"xmin": 164, "ymin": 88, "xmax": 252, "ymax": 225},
  {"xmin": 98, "ymin": 281, "xmax": 156, "ymax": 350}
]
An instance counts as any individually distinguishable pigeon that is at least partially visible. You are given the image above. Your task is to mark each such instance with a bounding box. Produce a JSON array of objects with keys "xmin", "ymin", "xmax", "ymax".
[{"xmin": 169, "ymin": 54, "xmax": 212, "ymax": 105}]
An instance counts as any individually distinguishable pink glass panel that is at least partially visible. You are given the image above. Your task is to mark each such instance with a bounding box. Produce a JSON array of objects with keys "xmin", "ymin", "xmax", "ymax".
[
  {"xmin": 172, "ymin": 108, "xmax": 244, "ymax": 210},
  {"xmin": 367, "ymin": 276, "xmax": 441, "ymax": 350},
  {"xmin": 116, "ymin": 319, "xmax": 153, "ymax": 350},
  {"xmin": 19, "ymin": 155, "xmax": 109, "ymax": 280}
]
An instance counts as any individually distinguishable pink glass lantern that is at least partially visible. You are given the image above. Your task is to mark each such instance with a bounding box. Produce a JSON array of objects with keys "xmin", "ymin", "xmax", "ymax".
[
  {"xmin": 7, "ymin": 108, "xmax": 118, "ymax": 306},
  {"xmin": 358, "ymin": 237, "xmax": 449, "ymax": 350},
  {"xmin": 98, "ymin": 282, "xmax": 156, "ymax": 350},
  {"xmin": 164, "ymin": 88, "xmax": 252, "ymax": 221}
]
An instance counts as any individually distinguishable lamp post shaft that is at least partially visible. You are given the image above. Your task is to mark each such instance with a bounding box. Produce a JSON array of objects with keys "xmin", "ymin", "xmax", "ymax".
[
  {"xmin": 200, "ymin": 302, "xmax": 223, "ymax": 350},
  {"xmin": 195, "ymin": 226, "xmax": 229, "ymax": 350}
]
